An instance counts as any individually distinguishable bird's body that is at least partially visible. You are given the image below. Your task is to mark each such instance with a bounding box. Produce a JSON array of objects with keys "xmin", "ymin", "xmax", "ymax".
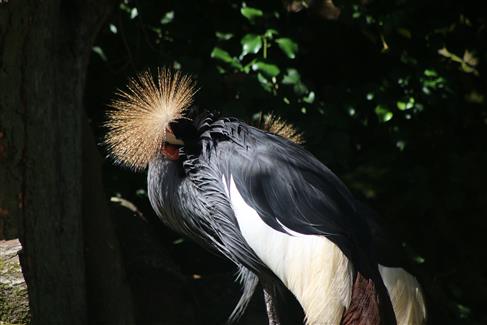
[
  {"xmin": 147, "ymin": 114, "xmax": 395, "ymax": 324},
  {"xmin": 105, "ymin": 69, "xmax": 425, "ymax": 325}
]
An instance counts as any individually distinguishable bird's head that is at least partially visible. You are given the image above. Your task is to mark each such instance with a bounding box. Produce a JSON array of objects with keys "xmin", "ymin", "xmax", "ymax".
[{"xmin": 104, "ymin": 68, "xmax": 197, "ymax": 170}]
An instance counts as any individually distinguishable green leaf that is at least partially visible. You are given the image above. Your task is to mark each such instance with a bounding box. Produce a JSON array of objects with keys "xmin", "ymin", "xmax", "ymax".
[
  {"xmin": 211, "ymin": 47, "xmax": 232, "ymax": 62},
  {"xmin": 241, "ymin": 34, "xmax": 262, "ymax": 58},
  {"xmin": 130, "ymin": 7, "xmax": 138, "ymax": 19},
  {"xmin": 161, "ymin": 11, "xmax": 174, "ymax": 25},
  {"xmin": 375, "ymin": 105, "xmax": 393, "ymax": 122},
  {"xmin": 264, "ymin": 29, "xmax": 278, "ymax": 39},
  {"xmin": 396, "ymin": 101, "xmax": 407, "ymax": 111},
  {"xmin": 241, "ymin": 7, "xmax": 263, "ymax": 22},
  {"xmin": 252, "ymin": 60, "xmax": 280, "ymax": 77},
  {"xmin": 457, "ymin": 304, "xmax": 471, "ymax": 319},
  {"xmin": 109, "ymin": 24, "xmax": 118, "ymax": 34},
  {"xmin": 119, "ymin": 3, "xmax": 131, "ymax": 13},
  {"xmin": 424, "ymin": 69, "xmax": 438, "ymax": 77},
  {"xmin": 216, "ymin": 31, "xmax": 234, "ymax": 41},
  {"xmin": 283, "ymin": 69, "xmax": 308, "ymax": 95},
  {"xmin": 276, "ymin": 38, "xmax": 298, "ymax": 59},
  {"xmin": 397, "ymin": 28, "xmax": 412, "ymax": 39},
  {"xmin": 438, "ymin": 47, "xmax": 462, "ymax": 63},
  {"xmin": 282, "ymin": 68, "xmax": 301, "ymax": 85},
  {"xmin": 210, "ymin": 47, "xmax": 242, "ymax": 69},
  {"xmin": 257, "ymin": 73, "xmax": 272, "ymax": 92},
  {"xmin": 92, "ymin": 46, "xmax": 107, "ymax": 61},
  {"xmin": 303, "ymin": 91, "xmax": 315, "ymax": 104},
  {"xmin": 396, "ymin": 141, "xmax": 406, "ymax": 151},
  {"xmin": 414, "ymin": 256, "xmax": 425, "ymax": 264},
  {"xmin": 397, "ymin": 97, "xmax": 415, "ymax": 111},
  {"xmin": 173, "ymin": 238, "xmax": 185, "ymax": 245}
]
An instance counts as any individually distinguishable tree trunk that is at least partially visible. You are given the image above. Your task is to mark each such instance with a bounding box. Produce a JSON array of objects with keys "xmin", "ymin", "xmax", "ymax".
[
  {"xmin": 0, "ymin": 239, "xmax": 30, "ymax": 324},
  {"xmin": 82, "ymin": 115, "xmax": 135, "ymax": 324},
  {"xmin": 0, "ymin": 1, "xmax": 123, "ymax": 323}
]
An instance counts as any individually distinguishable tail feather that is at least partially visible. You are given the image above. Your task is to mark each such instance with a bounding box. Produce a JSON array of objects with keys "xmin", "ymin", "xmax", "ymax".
[
  {"xmin": 379, "ymin": 265, "xmax": 427, "ymax": 325},
  {"xmin": 228, "ymin": 265, "xmax": 259, "ymax": 323}
]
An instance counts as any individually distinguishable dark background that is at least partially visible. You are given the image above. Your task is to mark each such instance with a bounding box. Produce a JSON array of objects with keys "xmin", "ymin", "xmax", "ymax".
[{"xmin": 1, "ymin": 0, "xmax": 486, "ymax": 324}]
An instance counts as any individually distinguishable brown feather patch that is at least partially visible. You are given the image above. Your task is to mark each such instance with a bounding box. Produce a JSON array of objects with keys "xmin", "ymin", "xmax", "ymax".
[
  {"xmin": 341, "ymin": 272, "xmax": 381, "ymax": 325},
  {"xmin": 104, "ymin": 68, "xmax": 196, "ymax": 170},
  {"xmin": 257, "ymin": 113, "xmax": 305, "ymax": 145}
]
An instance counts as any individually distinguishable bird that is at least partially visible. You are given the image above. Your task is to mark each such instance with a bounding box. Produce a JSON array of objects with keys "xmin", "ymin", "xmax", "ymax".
[
  {"xmin": 105, "ymin": 68, "xmax": 398, "ymax": 325},
  {"xmin": 259, "ymin": 114, "xmax": 427, "ymax": 325}
]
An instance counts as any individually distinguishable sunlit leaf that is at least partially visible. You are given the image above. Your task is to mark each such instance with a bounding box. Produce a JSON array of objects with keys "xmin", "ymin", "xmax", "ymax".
[
  {"xmin": 241, "ymin": 34, "xmax": 262, "ymax": 58},
  {"xmin": 109, "ymin": 24, "xmax": 118, "ymax": 34},
  {"xmin": 414, "ymin": 256, "xmax": 425, "ymax": 264},
  {"xmin": 463, "ymin": 50, "xmax": 478, "ymax": 67},
  {"xmin": 173, "ymin": 238, "xmax": 184, "ymax": 245},
  {"xmin": 130, "ymin": 7, "xmax": 138, "ymax": 19},
  {"xmin": 211, "ymin": 47, "xmax": 242, "ymax": 69},
  {"xmin": 438, "ymin": 47, "xmax": 462, "ymax": 63},
  {"xmin": 396, "ymin": 101, "xmax": 407, "ymax": 110},
  {"xmin": 257, "ymin": 73, "xmax": 272, "ymax": 92},
  {"xmin": 252, "ymin": 60, "xmax": 280, "ymax": 77},
  {"xmin": 424, "ymin": 69, "xmax": 438, "ymax": 77},
  {"xmin": 264, "ymin": 29, "xmax": 278, "ymax": 39},
  {"xmin": 282, "ymin": 68, "xmax": 300, "ymax": 85},
  {"xmin": 348, "ymin": 107, "xmax": 356, "ymax": 116},
  {"xmin": 352, "ymin": 5, "xmax": 361, "ymax": 19},
  {"xmin": 303, "ymin": 91, "xmax": 315, "ymax": 104},
  {"xmin": 161, "ymin": 11, "xmax": 174, "ymax": 25},
  {"xmin": 211, "ymin": 47, "xmax": 232, "ymax": 62},
  {"xmin": 92, "ymin": 46, "xmax": 107, "ymax": 61},
  {"xmin": 216, "ymin": 31, "xmax": 234, "ymax": 41},
  {"xmin": 397, "ymin": 98, "xmax": 414, "ymax": 111},
  {"xmin": 119, "ymin": 3, "xmax": 131, "ymax": 13},
  {"xmin": 276, "ymin": 38, "xmax": 298, "ymax": 59},
  {"xmin": 461, "ymin": 62, "xmax": 479, "ymax": 75},
  {"xmin": 396, "ymin": 141, "xmax": 406, "ymax": 151},
  {"xmin": 380, "ymin": 34, "xmax": 389, "ymax": 53},
  {"xmin": 241, "ymin": 6, "xmax": 263, "ymax": 22},
  {"xmin": 375, "ymin": 105, "xmax": 393, "ymax": 122}
]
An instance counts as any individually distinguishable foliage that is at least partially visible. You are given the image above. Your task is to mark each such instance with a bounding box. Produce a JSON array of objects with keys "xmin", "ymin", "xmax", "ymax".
[{"xmin": 86, "ymin": 0, "xmax": 487, "ymax": 324}]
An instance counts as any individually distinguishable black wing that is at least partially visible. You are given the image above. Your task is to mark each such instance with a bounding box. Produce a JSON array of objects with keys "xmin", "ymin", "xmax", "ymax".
[
  {"xmin": 193, "ymin": 117, "xmax": 396, "ymax": 324},
  {"xmin": 207, "ymin": 121, "xmax": 375, "ymax": 271}
]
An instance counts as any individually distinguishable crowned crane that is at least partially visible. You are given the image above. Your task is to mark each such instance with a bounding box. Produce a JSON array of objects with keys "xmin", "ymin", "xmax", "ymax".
[
  {"xmin": 259, "ymin": 114, "xmax": 427, "ymax": 325},
  {"xmin": 105, "ymin": 69, "xmax": 398, "ymax": 325}
]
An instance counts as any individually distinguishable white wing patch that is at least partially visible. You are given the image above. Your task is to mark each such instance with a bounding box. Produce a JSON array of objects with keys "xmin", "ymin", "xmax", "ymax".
[
  {"xmin": 379, "ymin": 265, "xmax": 427, "ymax": 325},
  {"xmin": 223, "ymin": 175, "xmax": 353, "ymax": 325}
]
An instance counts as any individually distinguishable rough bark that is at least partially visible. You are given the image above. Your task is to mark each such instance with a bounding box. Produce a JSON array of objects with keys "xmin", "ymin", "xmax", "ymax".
[
  {"xmin": 82, "ymin": 115, "xmax": 135, "ymax": 324},
  {"xmin": 0, "ymin": 0, "xmax": 119, "ymax": 323},
  {"xmin": 0, "ymin": 239, "xmax": 30, "ymax": 324}
]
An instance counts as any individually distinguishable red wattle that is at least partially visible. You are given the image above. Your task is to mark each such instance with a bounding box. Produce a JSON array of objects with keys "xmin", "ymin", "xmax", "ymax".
[{"xmin": 162, "ymin": 144, "xmax": 180, "ymax": 160}]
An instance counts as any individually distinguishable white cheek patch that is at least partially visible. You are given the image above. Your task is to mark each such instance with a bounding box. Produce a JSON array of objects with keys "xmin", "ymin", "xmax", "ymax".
[{"xmin": 223, "ymin": 175, "xmax": 353, "ymax": 325}]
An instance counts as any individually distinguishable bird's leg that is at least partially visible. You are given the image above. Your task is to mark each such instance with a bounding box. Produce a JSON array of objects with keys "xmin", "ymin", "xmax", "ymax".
[{"xmin": 263, "ymin": 287, "xmax": 281, "ymax": 325}]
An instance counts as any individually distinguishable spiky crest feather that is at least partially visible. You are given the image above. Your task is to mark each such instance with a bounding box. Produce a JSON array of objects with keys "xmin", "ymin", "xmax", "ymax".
[
  {"xmin": 104, "ymin": 68, "xmax": 196, "ymax": 170},
  {"xmin": 257, "ymin": 113, "xmax": 305, "ymax": 145}
]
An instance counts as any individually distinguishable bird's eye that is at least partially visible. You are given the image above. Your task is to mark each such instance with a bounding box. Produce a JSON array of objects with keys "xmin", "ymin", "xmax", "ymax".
[{"xmin": 169, "ymin": 119, "xmax": 198, "ymax": 142}]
